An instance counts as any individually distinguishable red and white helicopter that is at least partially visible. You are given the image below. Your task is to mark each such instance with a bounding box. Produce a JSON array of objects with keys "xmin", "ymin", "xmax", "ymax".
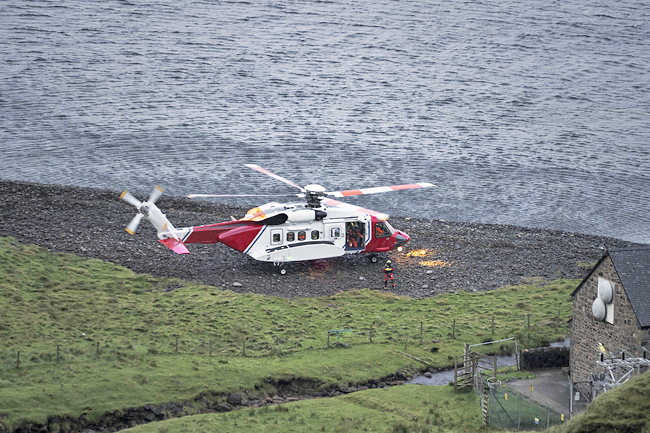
[{"xmin": 120, "ymin": 164, "xmax": 435, "ymax": 274}]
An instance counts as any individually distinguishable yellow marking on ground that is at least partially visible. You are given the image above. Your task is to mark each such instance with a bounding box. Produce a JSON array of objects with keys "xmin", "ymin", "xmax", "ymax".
[{"xmin": 419, "ymin": 260, "xmax": 453, "ymax": 268}]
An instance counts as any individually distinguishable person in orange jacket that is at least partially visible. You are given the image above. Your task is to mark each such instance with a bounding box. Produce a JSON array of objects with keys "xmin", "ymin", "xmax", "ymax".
[{"xmin": 384, "ymin": 260, "xmax": 395, "ymax": 289}]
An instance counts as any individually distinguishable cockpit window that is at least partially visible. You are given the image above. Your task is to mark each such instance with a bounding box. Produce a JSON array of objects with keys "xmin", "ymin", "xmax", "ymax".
[{"xmin": 375, "ymin": 222, "xmax": 391, "ymax": 238}]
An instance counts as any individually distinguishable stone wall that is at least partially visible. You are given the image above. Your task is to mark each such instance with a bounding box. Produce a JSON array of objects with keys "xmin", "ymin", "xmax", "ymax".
[
  {"xmin": 570, "ymin": 256, "xmax": 644, "ymax": 383},
  {"xmin": 520, "ymin": 346, "xmax": 569, "ymax": 370}
]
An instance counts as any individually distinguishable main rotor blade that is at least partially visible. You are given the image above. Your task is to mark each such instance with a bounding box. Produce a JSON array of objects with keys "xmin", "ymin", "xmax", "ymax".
[
  {"xmin": 322, "ymin": 198, "xmax": 389, "ymax": 221},
  {"xmin": 120, "ymin": 190, "xmax": 142, "ymax": 208},
  {"xmin": 245, "ymin": 164, "xmax": 305, "ymax": 192},
  {"xmin": 187, "ymin": 193, "xmax": 300, "ymax": 199},
  {"xmin": 148, "ymin": 185, "xmax": 164, "ymax": 204},
  {"xmin": 330, "ymin": 182, "xmax": 436, "ymax": 198},
  {"xmin": 126, "ymin": 213, "xmax": 144, "ymax": 235}
]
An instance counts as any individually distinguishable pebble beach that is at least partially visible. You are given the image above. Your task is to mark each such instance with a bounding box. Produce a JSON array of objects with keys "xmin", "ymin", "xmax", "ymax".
[{"xmin": 0, "ymin": 179, "xmax": 639, "ymax": 299}]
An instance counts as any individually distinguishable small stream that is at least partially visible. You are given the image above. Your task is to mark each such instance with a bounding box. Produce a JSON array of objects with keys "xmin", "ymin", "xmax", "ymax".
[{"xmin": 408, "ymin": 338, "xmax": 570, "ymax": 386}]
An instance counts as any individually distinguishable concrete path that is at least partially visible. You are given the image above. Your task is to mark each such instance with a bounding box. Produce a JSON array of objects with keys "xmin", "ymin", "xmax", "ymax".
[{"xmin": 507, "ymin": 368, "xmax": 572, "ymax": 417}]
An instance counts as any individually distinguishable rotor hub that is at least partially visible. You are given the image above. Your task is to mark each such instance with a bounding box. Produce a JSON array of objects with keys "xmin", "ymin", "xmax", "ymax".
[
  {"xmin": 304, "ymin": 184, "xmax": 326, "ymax": 195},
  {"xmin": 303, "ymin": 184, "xmax": 327, "ymax": 207}
]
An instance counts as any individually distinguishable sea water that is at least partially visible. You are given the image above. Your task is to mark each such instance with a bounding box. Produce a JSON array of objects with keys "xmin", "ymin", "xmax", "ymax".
[{"xmin": 1, "ymin": 0, "xmax": 649, "ymax": 243}]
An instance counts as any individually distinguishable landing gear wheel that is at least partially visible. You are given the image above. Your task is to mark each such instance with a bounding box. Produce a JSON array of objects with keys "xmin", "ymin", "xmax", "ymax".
[
  {"xmin": 369, "ymin": 254, "xmax": 379, "ymax": 263},
  {"xmin": 279, "ymin": 267, "xmax": 287, "ymax": 275}
]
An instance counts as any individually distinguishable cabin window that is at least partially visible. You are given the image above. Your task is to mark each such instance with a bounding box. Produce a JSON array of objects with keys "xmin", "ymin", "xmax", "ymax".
[
  {"xmin": 271, "ymin": 229, "xmax": 283, "ymax": 245},
  {"xmin": 298, "ymin": 231, "xmax": 306, "ymax": 241},
  {"xmin": 375, "ymin": 222, "xmax": 390, "ymax": 238},
  {"xmin": 287, "ymin": 232, "xmax": 295, "ymax": 242},
  {"xmin": 311, "ymin": 230, "xmax": 319, "ymax": 240},
  {"xmin": 330, "ymin": 227, "xmax": 341, "ymax": 239}
]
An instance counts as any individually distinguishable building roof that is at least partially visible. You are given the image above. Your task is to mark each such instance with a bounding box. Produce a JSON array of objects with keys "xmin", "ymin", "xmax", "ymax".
[
  {"xmin": 609, "ymin": 247, "xmax": 650, "ymax": 329},
  {"xmin": 573, "ymin": 246, "xmax": 650, "ymax": 329}
]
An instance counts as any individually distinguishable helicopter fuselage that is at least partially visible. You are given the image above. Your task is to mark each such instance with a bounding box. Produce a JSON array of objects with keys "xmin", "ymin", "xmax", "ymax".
[
  {"xmin": 157, "ymin": 201, "xmax": 409, "ymax": 263},
  {"xmin": 121, "ymin": 164, "xmax": 433, "ymax": 272}
]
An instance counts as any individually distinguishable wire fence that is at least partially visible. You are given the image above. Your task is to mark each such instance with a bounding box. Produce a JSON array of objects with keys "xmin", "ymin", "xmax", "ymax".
[
  {"xmin": 0, "ymin": 335, "xmax": 309, "ymax": 370},
  {"xmin": 0, "ymin": 323, "xmax": 442, "ymax": 371},
  {"xmin": 486, "ymin": 382, "xmax": 565, "ymax": 431},
  {"xmin": 1, "ymin": 312, "xmax": 563, "ymax": 372}
]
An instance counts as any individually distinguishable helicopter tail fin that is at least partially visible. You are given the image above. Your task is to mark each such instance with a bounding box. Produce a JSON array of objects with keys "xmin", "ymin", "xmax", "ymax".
[{"xmin": 159, "ymin": 238, "xmax": 190, "ymax": 254}]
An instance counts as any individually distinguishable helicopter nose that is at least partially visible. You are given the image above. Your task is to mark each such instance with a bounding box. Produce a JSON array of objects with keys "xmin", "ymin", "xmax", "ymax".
[{"xmin": 395, "ymin": 232, "xmax": 409, "ymax": 247}]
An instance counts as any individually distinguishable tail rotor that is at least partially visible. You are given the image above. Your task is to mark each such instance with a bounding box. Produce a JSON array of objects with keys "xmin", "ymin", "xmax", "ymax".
[
  {"xmin": 120, "ymin": 186, "xmax": 165, "ymax": 235},
  {"xmin": 125, "ymin": 213, "xmax": 144, "ymax": 235}
]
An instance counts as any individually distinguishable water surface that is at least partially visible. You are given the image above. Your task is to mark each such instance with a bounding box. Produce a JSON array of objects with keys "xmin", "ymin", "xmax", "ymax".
[{"xmin": 2, "ymin": 0, "xmax": 649, "ymax": 243}]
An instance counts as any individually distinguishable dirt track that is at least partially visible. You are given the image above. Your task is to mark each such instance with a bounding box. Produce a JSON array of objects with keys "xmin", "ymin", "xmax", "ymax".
[{"xmin": 0, "ymin": 179, "xmax": 638, "ymax": 299}]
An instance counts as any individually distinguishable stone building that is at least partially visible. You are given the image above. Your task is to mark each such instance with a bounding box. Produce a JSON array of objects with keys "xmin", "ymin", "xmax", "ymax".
[{"xmin": 570, "ymin": 246, "xmax": 650, "ymax": 384}]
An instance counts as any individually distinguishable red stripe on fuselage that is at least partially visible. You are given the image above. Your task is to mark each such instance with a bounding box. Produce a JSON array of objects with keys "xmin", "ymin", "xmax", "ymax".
[
  {"xmin": 218, "ymin": 225, "xmax": 264, "ymax": 252},
  {"xmin": 184, "ymin": 221, "xmax": 256, "ymax": 244}
]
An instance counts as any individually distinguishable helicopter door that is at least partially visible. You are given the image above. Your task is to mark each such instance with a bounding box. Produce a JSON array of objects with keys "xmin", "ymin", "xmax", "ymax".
[
  {"xmin": 325, "ymin": 223, "xmax": 345, "ymax": 248},
  {"xmin": 345, "ymin": 221, "xmax": 365, "ymax": 251}
]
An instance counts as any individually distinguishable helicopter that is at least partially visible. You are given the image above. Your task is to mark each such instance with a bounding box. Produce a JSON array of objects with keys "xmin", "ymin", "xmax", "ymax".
[{"xmin": 120, "ymin": 164, "xmax": 435, "ymax": 274}]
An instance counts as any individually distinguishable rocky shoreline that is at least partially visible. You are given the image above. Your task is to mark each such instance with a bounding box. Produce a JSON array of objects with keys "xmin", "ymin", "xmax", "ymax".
[{"xmin": 0, "ymin": 179, "xmax": 640, "ymax": 299}]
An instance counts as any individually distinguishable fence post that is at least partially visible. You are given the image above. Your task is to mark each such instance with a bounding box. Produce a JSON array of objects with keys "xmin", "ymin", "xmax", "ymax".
[
  {"xmin": 96, "ymin": 342, "xmax": 100, "ymax": 359},
  {"xmin": 569, "ymin": 381, "xmax": 573, "ymax": 418},
  {"xmin": 209, "ymin": 340, "xmax": 212, "ymax": 357},
  {"xmin": 473, "ymin": 353, "xmax": 479, "ymax": 389},
  {"xmin": 514, "ymin": 338, "xmax": 520, "ymax": 371},
  {"xmin": 517, "ymin": 395, "xmax": 522, "ymax": 431},
  {"xmin": 493, "ymin": 354, "xmax": 497, "ymax": 378},
  {"xmin": 175, "ymin": 335, "xmax": 178, "ymax": 353},
  {"xmin": 488, "ymin": 385, "xmax": 492, "ymax": 426},
  {"xmin": 452, "ymin": 319, "xmax": 456, "ymax": 339},
  {"xmin": 242, "ymin": 340, "xmax": 246, "ymax": 356},
  {"xmin": 492, "ymin": 316, "xmax": 495, "ymax": 334}
]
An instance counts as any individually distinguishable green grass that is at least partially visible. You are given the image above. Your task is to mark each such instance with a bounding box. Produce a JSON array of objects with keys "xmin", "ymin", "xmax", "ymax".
[
  {"xmin": 548, "ymin": 370, "xmax": 650, "ymax": 433},
  {"xmin": 123, "ymin": 384, "xmax": 482, "ymax": 433},
  {"xmin": 0, "ymin": 237, "xmax": 577, "ymax": 431}
]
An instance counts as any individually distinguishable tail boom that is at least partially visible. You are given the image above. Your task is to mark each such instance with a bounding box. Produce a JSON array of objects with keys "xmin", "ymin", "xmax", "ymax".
[{"xmin": 158, "ymin": 220, "xmax": 263, "ymax": 254}]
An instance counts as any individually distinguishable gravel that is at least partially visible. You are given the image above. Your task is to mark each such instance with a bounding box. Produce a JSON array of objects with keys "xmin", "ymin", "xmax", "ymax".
[{"xmin": 1, "ymin": 179, "xmax": 640, "ymax": 299}]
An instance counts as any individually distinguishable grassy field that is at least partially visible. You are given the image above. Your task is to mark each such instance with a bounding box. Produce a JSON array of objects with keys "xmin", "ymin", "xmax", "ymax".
[
  {"xmin": 0, "ymin": 236, "xmax": 578, "ymax": 432},
  {"xmin": 123, "ymin": 384, "xmax": 481, "ymax": 433}
]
